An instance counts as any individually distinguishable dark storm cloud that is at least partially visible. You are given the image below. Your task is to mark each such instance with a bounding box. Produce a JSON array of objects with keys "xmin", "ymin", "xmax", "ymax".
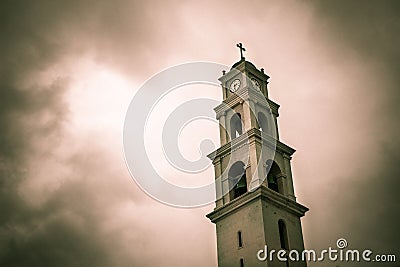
[
  {"xmin": 0, "ymin": 0, "xmax": 71, "ymax": 235},
  {"xmin": 1, "ymin": 0, "xmax": 180, "ymax": 79},
  {"xmin": 309, "ymin": 1, "xmax": 400, "ymax": 264},
  {"xmin": 0, "ymin": 1, "xmax": 159, "ymax": 266},
  {"xmin": 0, "ymin": 1, "xmax": 97, "ymax": 265},
  {"xmin": 0, "ymin": 1, "xmax": 215, "ymax": 266},
  {"xmin": 311, "ymin": 0, "xmax": 400, "ymax": 113},
  {"xmin": 0, "ymin": 145, "xmax": 141, "ymax": 267}
]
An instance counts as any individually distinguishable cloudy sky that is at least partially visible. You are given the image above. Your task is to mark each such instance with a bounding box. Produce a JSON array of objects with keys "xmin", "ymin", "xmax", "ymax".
[{"xmin": 1, "ymin": 0, "xmax": 399, "ymax": 266}]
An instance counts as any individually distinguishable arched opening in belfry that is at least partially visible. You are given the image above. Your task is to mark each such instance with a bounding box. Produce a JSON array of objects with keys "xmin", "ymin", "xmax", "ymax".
[
  {"xmin": 257, "ymin": 112, "xmax": 268, "ymax": 132},
  {"xmin": 230, "ymin": 113, "xmax": 243, "ymax": 139},
  {"xmin": 228, "ymin": 161, "xmax": 247, "ymax": 200},
  {"xmin": 266, "ymin": 160, "xmax": 281, "ymax": 193}
]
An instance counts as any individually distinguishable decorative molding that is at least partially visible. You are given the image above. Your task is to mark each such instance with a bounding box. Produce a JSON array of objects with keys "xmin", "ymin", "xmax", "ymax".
[
  {"xmin": 283, "ymin": 153, "xmax": 292, "ymax": 160},
  {"xmin": 208, "ymin": 128, "xmax": 296, "ymax": 163},
  {"xmin": 207, "ymin": 185, "xmax": 308, "ymax": 223}
]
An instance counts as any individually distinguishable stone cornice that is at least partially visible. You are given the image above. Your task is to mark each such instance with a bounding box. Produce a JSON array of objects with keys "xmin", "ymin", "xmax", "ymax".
[
  {"xmin": 207, "ymin": 128, "xmax": 295, "ymax": 163},
  {"xmin": 206, "ymin": 185, "xmax": 308, "ymax": 223},
  {"xmin": 276, "ymin": 139, "xmax": 296, "ymax": 156},
  {"xmin": 207, "ymin": 129, "xmax": 250, "ymax": 162}
]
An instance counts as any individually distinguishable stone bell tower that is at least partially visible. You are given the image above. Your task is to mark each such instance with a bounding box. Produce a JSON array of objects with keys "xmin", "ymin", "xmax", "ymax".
[{"xmin": 207, "ymin": 44, "xmax": 308, "ymax": 267}]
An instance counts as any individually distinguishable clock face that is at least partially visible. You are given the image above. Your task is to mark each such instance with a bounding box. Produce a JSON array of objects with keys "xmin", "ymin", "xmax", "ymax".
[
  {"xmin": 251, "ymin": 78, "xmax": 261, "ymax": 90},
  {"xmin": 230, "ymin": 79, "xmax": 241, "ymax": 92}
]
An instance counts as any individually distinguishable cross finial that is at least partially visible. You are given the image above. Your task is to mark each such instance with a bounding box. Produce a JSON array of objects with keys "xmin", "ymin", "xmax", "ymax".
[{"xmin": 236, "ymin": 43, "xmax": 246, "ymax": 60}]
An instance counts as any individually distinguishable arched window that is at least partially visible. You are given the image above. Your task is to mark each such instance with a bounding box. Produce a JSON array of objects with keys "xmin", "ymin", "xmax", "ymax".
[
  {"xmin": 230, "ymin": 113, "xmax": 243, "ymax": 139},
  {"xmin": 278, "ymin": 220, "xmax": 289, "ymax": 250},
  {"xmin": 266, "ymin": 160, "xmax": 281, "ymax": 193},
  {"xmin": 240, "ymin": 258, "xmax": 244, "ymax": 267},
  {"xmin": 257, "ymin": 112, "xmax": 268, "ymax": 132},
  {"xmin": 228, "ymin": 161, "xmax": 247, "ymax": 200}
]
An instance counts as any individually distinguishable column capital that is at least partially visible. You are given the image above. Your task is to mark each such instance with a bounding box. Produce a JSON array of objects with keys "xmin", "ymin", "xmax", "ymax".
[
  {"xmin": 216, "ymin": 111, "xmax": 226, "ymax": 120},
  {"xmin": 283, "ymin": 153, "xmax": 292, "ymax": 160}
]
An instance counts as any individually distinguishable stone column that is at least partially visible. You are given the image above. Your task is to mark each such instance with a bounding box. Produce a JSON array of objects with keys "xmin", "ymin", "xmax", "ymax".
[
  {"xmin": 242, "ymin": 99, "xmax": 257, "ymax": 132},
  {"xmin": 248, "ymin": 142, "xmax": 262, "ymax": 191},
  {"xmin": 283, "ymin": 153, "xmax": 296, "ymax": 201},
  {"xmin": 218, "ymin": 112, "xmax": 227, "ymax": 145},
  {"xmin": 222, "ymin": 161, "xmax": 230, "ymax": 204},
  {"xmin": 276, "ymin": 173, "xmax": 287, "ymax": 196},
  {"xmin": 214, "ymin": 159, "xmax": 224, "ymax": 208}
]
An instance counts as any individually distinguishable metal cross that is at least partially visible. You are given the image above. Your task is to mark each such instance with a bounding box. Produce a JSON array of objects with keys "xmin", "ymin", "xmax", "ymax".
[{"xmin": 236, "ymin": 43, "xmax": 246, "ymax": 60}]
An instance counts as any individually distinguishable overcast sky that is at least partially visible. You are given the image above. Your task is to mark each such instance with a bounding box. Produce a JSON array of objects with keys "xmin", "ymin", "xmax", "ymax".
[{"xmin": 1, "ymin": 1, "xmax": 399, "ymax": 266}]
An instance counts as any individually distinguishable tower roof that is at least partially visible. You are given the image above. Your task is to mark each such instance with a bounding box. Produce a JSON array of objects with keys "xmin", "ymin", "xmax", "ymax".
[{"xmin": 231, "ymin": 58, "xmax": 257, "ymax": 70}]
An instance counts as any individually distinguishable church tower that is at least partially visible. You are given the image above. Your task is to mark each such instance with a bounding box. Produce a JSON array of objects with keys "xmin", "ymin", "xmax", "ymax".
[{"xmin": 207, "ymin": 44, "xmax": 308, "ymax": 267}]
